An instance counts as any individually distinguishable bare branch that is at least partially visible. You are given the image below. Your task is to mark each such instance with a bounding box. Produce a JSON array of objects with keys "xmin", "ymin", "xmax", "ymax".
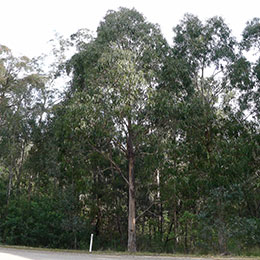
[
  {"xmin": 136, "ymin": 201, "xmax": 160, "ymax": 222},
  {"xmin": 88, "ymin": 141, "xmax": 129, "ymax": 185},
  {"xmin": 112, "ymin": 137, "xmax": 127, "ymax": 155}
]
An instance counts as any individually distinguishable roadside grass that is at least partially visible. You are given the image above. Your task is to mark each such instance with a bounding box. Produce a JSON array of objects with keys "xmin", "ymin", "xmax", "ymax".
[
  {"xmin": 242, "ymin": 247, "xmax": 260, "ymax": 258},
  {"xmin": 0, "ymin": 245, "xmax": 260, "ymax": 259}
]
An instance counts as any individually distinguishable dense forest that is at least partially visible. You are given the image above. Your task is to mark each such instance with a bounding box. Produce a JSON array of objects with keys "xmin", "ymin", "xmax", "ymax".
[{"xmin": 0, "ymin": 8, "xmax": 259, "ymax": 255}]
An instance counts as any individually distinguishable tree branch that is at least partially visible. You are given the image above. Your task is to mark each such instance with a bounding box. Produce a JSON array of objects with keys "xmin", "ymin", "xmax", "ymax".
[
  {"xmin": 112, "ymin": 137, "xmax": 127, "ymax": 155},
  {"xmin": 136, "ymin": 201, "xmax": 159, "ymax": 222},
  {"xmin": 88, "ymin": 142, "xmax": 129, "ymax": 185}
]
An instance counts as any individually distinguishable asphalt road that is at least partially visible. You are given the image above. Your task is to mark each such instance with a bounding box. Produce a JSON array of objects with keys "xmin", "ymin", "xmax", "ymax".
[{"xmin": 0, "ymin": 247, "xmax": 214, "ymax": 260}]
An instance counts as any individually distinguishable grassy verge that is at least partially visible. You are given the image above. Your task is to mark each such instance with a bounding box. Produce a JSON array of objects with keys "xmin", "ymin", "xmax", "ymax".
[{"xmin": 0, "ymin": 245, "xmax": 260, "ymax": 259}]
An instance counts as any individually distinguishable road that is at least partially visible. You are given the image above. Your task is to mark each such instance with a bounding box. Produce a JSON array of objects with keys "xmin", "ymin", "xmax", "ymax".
[
  {"xmin": 0, "ymin": 247, "xmax": 215, "ymax": 260},
  {"xmin": 2, "ymin": 247, "xmax": 254, "ymax": 260}
]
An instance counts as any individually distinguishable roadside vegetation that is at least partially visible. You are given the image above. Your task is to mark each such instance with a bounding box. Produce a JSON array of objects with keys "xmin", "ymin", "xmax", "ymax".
[{"xmin": 0, "ymin": 8, "xmax": 259, "ymax": 256}]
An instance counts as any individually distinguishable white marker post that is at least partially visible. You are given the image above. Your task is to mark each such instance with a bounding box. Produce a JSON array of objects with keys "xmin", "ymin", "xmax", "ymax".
[{"xmin": 89, "ymin": 233, "xmax": 94, "ymax": 253}]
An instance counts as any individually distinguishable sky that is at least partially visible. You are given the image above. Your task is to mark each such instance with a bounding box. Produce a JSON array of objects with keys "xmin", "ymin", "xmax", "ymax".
[{"xmin": 1, "ymin": 0, "xmax": 260, "ymax": 58}]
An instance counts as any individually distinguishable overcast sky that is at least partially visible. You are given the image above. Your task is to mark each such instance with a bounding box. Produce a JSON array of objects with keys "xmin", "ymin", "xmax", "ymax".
[{"xmin": 1, "ymin": 0, "xmax": 260, "ymax": 58}]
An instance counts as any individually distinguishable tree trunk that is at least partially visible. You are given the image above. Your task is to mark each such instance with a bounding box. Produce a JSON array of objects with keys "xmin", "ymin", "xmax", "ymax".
[
  {"xmin": 173, "ymin": 201, "xmax": 177, "ymax": 249},
  {"xmin": 7, "ymin": 167, "xmax": 14, "ymax": 205},
  {"xmin": 217, "ymin": 198, "xmax": 227, "ymax": 254},
  {"xmin": 128, "ymin": 154, "xmax": 136, "ymax": 252},
  {"xmin": 127, "ymin": 126, "xmax": 136, "ymax": 252},
  {"xmin": 218, "ymin": 228, "xmax": 227, "ymax": 254}
]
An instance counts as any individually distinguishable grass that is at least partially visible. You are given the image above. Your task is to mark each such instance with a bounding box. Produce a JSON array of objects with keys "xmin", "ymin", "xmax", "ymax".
[{"xmin": 1, "ymin": 245, "xmax": 260, "ymax": 259}]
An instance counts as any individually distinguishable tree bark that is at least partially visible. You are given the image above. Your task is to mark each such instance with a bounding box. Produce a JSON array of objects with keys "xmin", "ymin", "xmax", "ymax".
[
  {"xmin": 127, "ymin": 128, "xmax": 136, "ymax": 252},
  {"xmin": 7, "ymin": 166, "xmax": 14, "ymax": 205},
  {"xmin": 217, "ymin": 198, "xmax": 227, "ymax": 254},
  {"xmin": 128, "ymin": 154, "xmax": 136, "ymax": 252}
]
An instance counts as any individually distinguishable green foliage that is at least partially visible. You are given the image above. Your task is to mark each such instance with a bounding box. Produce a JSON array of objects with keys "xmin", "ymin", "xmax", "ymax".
[
  {"xmin": 1, "ymin": 196, "xmax": 61, "ymax": 247},
  {"xmin": 0, "ymin": 8, "xmax": 259, "ymax": 255}
]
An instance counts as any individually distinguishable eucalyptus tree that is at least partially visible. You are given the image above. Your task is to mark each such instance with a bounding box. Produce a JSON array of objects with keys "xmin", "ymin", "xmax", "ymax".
[
  {"xmin": 156, "ymin": 14, "xmax": 255, "ymax": 253},
  {"xmin": 64, "ymin": 8, "xmax": 168, "ymax": 252},
  {"xmin": 238, "ymin": 18, "xmax": 260, "ymax": 245},
  {"xmin": 240, "ymin": 18, "xmax": 260, "ymax": 123},
  {"xmin": 0, "ymin": 44, "xmax": 47, "ymax": 204}
]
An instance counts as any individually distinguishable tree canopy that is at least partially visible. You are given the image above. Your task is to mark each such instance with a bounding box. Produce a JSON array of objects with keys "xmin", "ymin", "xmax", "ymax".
[{"xmin": 0, "ymin": 8, "xmax": 259, "ymax": 255}]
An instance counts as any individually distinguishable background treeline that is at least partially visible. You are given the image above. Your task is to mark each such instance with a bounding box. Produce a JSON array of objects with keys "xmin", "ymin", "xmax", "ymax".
[{"xmin": 0, "ymin": 8, "xmax": 259, "ymax": 255}]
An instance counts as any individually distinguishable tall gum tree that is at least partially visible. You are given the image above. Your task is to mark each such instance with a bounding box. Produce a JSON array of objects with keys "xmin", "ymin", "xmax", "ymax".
[
  {"xmin": 156, "ymin": 14, "xmax": 249, "ymax": 253},
  {"xmin": 65, "ymin": 8, "xmax": 168, "ymax": 252},
  {"xmin": 240, "ymin": 18, "xmax": 260, "ymax": 123},
  {"xmin": 0, "ymin": 44, "xmax": 47, "ymax": 204}
]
